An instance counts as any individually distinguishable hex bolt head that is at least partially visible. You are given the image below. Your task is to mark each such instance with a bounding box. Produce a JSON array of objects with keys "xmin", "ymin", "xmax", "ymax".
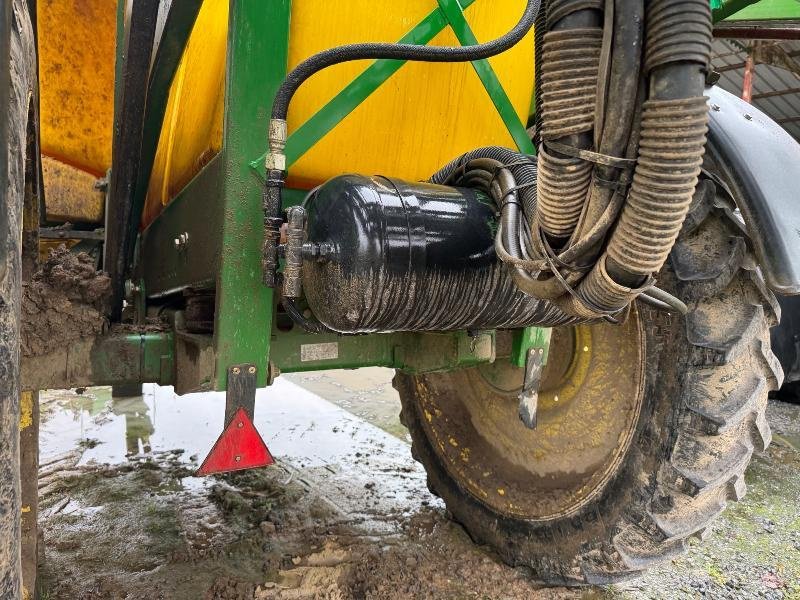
[{"xmin": 234, "ymin": 455, "xmax": 241, "ymax": 462}]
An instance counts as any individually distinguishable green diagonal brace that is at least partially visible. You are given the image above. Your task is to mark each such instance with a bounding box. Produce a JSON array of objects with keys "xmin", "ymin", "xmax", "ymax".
[
  {"xmin": 436, "ymin": 0, "xmax": 535, "ymax": 155},
  {"xmin": 251, "ymin": 0, "xmax": 539, "ymax": 170},
  {"xmin": 252, "ymin": 0, "xmax": 479, "ymax": 170}
]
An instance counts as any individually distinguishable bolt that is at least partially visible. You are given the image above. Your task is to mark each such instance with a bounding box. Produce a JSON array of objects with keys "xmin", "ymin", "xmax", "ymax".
[
  {"xmin": 744, "ymin": 113, "xmax": 753, "ymax": 121},
  {"xmin": 174, "ymin": 232, "xmax": 190, "ymax": 251},
  {"xmin": 711, "ymin": 104, "xmax": 720, "ymax": 112},
  {"xmin": 232, "ymin": 366, "xmax": 241, "ymax": 375},
  {"xmin": 248, "ymin": 366, "xmax": 256, "ymax": 374},
  {"xmin": 237, "ymin": 421, "xmax": 243, "ymax": 429},
  {"xmin": 235, "ymin": 455, "xmax": 241, "ymax": 462}
]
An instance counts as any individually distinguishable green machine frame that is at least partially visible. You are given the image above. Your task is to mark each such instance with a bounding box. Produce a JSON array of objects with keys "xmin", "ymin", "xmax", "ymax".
[
  {"xmin": 135, "ymin": 0, "xmax": 548, "ymax": 393},
  {"xmin": 112, "ymin": 0, "xmax": 771, "ymax": 393}
]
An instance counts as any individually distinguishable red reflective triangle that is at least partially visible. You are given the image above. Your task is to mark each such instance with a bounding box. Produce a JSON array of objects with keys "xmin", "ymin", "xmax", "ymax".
[{"xmin": 197, "ymin": 406, "xmax": 275, "ymax": 476}]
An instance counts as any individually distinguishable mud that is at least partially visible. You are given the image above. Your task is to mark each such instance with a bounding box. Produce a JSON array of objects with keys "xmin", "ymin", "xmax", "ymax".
[
  {"xmin": 34, "ymin": 381, "xmax": 800, "ymax": 599},
  {"xmin": 38, "ymin": 454, "xmax": 574, "ymax": 600},
  {"xmin": 21, "ymin": 245, "xmax": 111, "ymax": 357}
]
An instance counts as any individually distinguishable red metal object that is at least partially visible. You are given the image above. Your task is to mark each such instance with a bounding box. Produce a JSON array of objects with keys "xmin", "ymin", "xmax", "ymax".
[
  {"xmin": 714, "ymin": 26, "xmax": 800, "ymax": 40},
  {"xmin": 743, "ymin": 54, "xmax": 755, "ymax": 103},
  {"xmin": 197, "ymin": 407, "xmax": 275, "ymax": 475}
]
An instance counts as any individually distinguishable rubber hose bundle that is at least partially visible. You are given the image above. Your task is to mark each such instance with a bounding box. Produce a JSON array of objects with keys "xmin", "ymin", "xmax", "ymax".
[
  {"xmin": 559, "ymin": 0, "xmax": 711, "ymax": 317},
  {"xmin": 486, "ymin": 0, "xmax": 712, "ymax": 319},
  {"xmin": 535, "ymin": 0, "xmax": 603, "ymax": 241},
  {"xmin": 430, "ymin": 146, "xmax": 539, "ymax": 225}
]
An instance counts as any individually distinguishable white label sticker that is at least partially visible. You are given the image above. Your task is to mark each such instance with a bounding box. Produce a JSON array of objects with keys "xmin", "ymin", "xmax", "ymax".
[{"xmin": 300, "ymin": 342, "xmax": 339, "ymax": 362}]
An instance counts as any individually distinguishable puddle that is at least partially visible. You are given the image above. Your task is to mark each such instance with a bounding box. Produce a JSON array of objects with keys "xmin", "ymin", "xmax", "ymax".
[
  {"xmin": 40, "ymin": 378, "xmax": 433, "ymax": 518},
  {"xmin": 284, "ymin": 367, "xmax": 408, "ymax": 440},
  {"xmin": 36, "ymin": 375, "xmax": 800, "ymax": 599}
]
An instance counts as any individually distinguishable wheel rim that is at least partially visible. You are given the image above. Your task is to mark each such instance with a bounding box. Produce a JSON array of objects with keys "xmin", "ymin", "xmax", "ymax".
[{"xmin": 414, "ymin": 308, "xmax": 645, "ymax": 521}]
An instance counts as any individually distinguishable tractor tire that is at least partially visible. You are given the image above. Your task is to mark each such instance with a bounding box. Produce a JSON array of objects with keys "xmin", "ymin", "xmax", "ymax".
[
  {"xmin": 769, "ymin": 294, "xmax": 800, "ymax": 402},
  {"xmin": 394, "ymin": 167, "xmax": 782, "ymax": 585},
  {"xmin": 0, "ymin": 0, "xmax": 36, "ymax": 597}
]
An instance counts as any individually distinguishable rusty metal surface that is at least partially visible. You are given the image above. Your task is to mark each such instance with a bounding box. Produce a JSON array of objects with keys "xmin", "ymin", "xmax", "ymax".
[{"xmin": 41, "ymin": 156, "xmax": 104, "ymax": 223}]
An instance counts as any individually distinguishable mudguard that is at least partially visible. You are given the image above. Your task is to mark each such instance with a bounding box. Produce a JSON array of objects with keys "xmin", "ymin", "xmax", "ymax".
[{"xmin": 706, "ymin": 86, "xmax": 800, "ymax": 295}]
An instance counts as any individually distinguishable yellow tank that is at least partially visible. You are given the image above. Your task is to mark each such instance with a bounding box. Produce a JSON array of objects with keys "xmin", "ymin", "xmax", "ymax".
[
  {"xmin": 143, "ymin": 0, "xmax": 535, "ymax": 226},
  {"xmin": 37, "ymin": 0, "xmax": 117, "ymax": 223}
]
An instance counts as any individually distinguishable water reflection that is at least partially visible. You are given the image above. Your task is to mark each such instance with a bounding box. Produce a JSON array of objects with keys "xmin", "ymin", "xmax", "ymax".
[
  {"xmin": 111, "ymin": 396, "xmax": 154, "ymax": 456},
  {"xmin": 39, "ymin": 379, "xmax": 434, "ymax": 517}
]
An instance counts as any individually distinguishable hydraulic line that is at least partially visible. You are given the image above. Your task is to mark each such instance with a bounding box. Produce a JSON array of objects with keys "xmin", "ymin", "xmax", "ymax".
[
  {"xmin": 266, "ymin": 0, "xmax": 712, "ymax": 325},
  {"xmin": 262, "ymin": 0, "xmax": 542, "ymax": 287},
  {"xmin": 536, "ymin": 145, "xmax": 592, "ymax": 238},
  {"xmin": 560, "ymin": 0, "xmax": 711, "ymax": 315},
  {"xmin": 535, "ymin": 0, "xmax": 603, "ymax": 242},
  {"xmin": 571, "ymin": 0, "xmax": 644, "ymax": 249}
]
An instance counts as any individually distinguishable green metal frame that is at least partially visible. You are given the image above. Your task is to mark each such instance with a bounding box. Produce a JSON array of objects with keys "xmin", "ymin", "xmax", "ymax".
[
  {"xmin": 713, "ymin": 0, "xmax": 798, "ymax": 21},
  {"xmin": 135, "ymin": 0, "xmax": 546, "ymax": 392},
  {"xmin": 21, "ymin": 332, "xmax": 174, "ymax": 391},
  {"xmin": 132, "ymin": 0, "xmax": 791, "ymax": 393},
  {"xmin": 84, "ymin": 0, "xmax": 793, "ymax": 393},
  {"xmin": 251, "ymin": 0, "xmax": 534, "ymax": 171},
  {"xmin": 272, "ymin": 328, "xmax": 496, "ymax": 374}
]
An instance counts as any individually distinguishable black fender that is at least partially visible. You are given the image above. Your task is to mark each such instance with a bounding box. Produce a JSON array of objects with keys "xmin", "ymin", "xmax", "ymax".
[{"xmin": 706, "ymin": 86, "xmax": 800, "ymax": 295}]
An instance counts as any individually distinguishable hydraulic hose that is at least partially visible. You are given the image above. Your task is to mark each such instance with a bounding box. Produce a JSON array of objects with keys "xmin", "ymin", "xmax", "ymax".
[
  {"xmin": 560, "ymin": 0, "xmax": 712, "ymax": 316},
  {"xmin": 570, "ymin": 0, "xmax": 644, "ymax": 251},
  {"xmin": 270, "ymin": 0, "xmax": 541, "ymax": 123},
  {"xmin": 262, "ymin": 0, "xmax": 542, "ymax": 287},
  {"xmin": 535, "ymin": 0, "xmax": 603, "ymax": 242},
  {"xmin": 484, "ymin": 0, "xmax": 712, "ymax": 319}
]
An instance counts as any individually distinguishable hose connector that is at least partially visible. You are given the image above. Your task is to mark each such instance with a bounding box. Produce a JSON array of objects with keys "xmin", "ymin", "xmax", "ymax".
[
  {"xmin": 283, "ymin": 206, "xmax": 306, "ymax": 299},
  {"xmin": 262, "ymin": 119, "xmax": 288, "ymax": 288},
  {"xmin": 265, "ymin": 119, "xmax": 288, "ymax": 171}
]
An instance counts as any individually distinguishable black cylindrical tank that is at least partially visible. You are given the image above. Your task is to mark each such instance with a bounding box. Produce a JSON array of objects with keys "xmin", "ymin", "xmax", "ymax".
[{"xmin": 301, "ymin": 175, "xmax": 572, "ymax": 334}]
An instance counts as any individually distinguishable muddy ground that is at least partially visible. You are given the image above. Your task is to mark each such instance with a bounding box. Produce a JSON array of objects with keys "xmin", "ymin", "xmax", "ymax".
[
  {"xmin": 34, "ymin": 371, "xmax": 800, "ymax": 599},
  {"xmin": 22, "ymin": 246, "xmax": 110, "ymax": 358}
]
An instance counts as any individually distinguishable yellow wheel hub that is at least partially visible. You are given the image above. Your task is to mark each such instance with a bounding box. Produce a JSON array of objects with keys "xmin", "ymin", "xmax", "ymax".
[{"xmin": 415, "ymin": 309, "xmax": 645, "ymax": 521}]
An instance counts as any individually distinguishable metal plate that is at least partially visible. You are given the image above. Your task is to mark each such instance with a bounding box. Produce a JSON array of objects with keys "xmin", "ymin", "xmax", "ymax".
[{"xmin": 300, "ymin": 342, "xmax": 339, "ymax": 362}]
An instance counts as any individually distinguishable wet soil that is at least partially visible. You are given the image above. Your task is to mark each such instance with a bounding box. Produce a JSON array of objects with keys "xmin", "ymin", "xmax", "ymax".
[
  {"xmin": 285, "ymin": 369, "xmax": 407, "ymax": 440},
  {"xmin": 21, "ymin": 246, "xmax": 110, "ymax": 357},
  {"xmin": 34, "ymin": 379, "xmax": 800, "ymax": 599}
]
